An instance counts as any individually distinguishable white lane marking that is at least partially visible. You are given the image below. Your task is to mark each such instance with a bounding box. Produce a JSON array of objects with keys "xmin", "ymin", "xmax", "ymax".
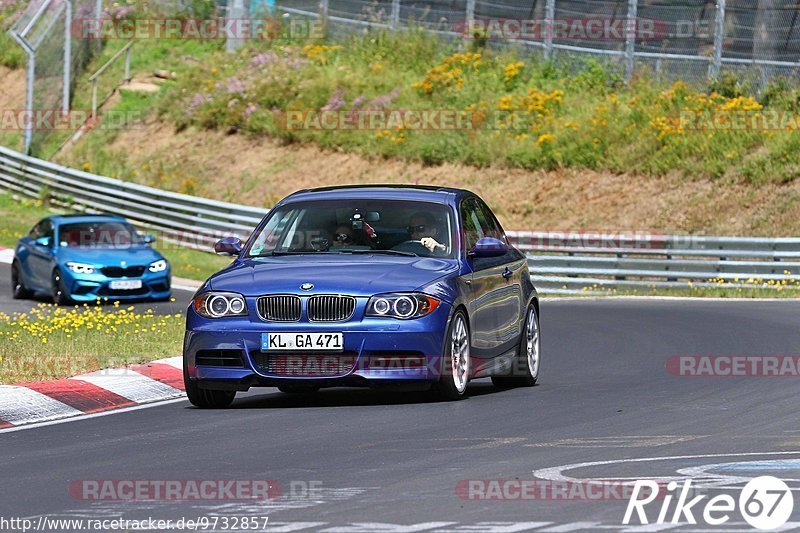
[
  {"xmin": 541, "ymin": 296, "xmax": 800, "ymax": 303},
  {"xmin": 0, "ymin": 397, "xmax": 187, "ymax": 433},
  {"xmin": 156, "ymin": 356, "xmax": 183, "ymax": 370},
  {"xmin": 539, "ymin": 524, "xmax": 601, "ymax": 532},
  {"xmin": 174, "ymin": 283, "xmax": 201, "ymax": 292},
  {"xmin": 257, "ymin": 524, "xmax": 327, "ymax": 532},
  {"xmin": 437, "ymin": 523, "xmax": 552, "ymax": 532},
  {"xmin": 0, "ymin": 248, "xmax": 14, "ymax": 264},
  {"xmin": 69, "ymin": 368, "xmax": 182, "ymax": 403},
  {"xmin": 0, "ymin": 385, "xmax": 83, "ymax": 425},
  {"xmin": 534, "ymin": 451, "xmax": 800, "ymax": 485},
  {"xmin": 320, "ymin": 524, "xmax": 457, "ymax": 533},
  {"xmin": 525, "ymin": 436, "xmax": 703, "ymax": 448}
]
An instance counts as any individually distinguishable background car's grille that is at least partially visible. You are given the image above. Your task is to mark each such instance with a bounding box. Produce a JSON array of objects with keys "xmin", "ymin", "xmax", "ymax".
[
  {"xmin": 251, "ymin": 352, "xmax": 358, "ymax": 377},
  {"xmin": 101, "ymin": 266, "xmax": 146, "ymax": 278},
  {"xmin": 257, "ymin": 295, "xmax": 302, "ymax": 322},
  {"xmin": 308, "ymin": 295, "xmax": 356, "ymax": 322}
]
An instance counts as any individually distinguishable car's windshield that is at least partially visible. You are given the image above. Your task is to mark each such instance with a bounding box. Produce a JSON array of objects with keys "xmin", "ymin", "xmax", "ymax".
[
  {"xmin": 58, "ymin": 221, "xmax": 144, "ymax": 248},
  {"xmin": 246, "ymin": 199, "xmax": 455, "ymax": 258}
]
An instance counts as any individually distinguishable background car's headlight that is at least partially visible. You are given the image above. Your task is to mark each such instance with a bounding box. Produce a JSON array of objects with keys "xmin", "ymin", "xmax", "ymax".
[
  {"xmin": 193, "ymin": 292, "xmax": 248, "ymax": 318},
  {"xmin": 149, "ymin": 259, "xmax": 168, "ymax": 273},
  {"xmin": 366, "ymin": 293, "xmax": 440, "ymax": 319},
  {"xmin": 66, "ymin": 262, "xmax": 94, "ymax": 275}
]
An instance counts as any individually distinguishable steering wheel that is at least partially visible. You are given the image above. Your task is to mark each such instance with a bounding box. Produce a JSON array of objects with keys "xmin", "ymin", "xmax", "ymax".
[{"xmin": 392, "ymin": 240, "xmax": 430, "ymax": 255}]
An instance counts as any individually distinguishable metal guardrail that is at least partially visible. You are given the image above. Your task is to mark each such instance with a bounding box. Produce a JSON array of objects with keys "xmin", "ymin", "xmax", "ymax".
[
  {"xmin": 508, "ymin": 231, "xmax": 800, "ymax": 294},
  {"xmin": 0, "ymin": 145, "xmax": 268, "ymax": 250},
  {"xmin": 1, "ymin": 144, "xmax": 799, "ymax": 294}
]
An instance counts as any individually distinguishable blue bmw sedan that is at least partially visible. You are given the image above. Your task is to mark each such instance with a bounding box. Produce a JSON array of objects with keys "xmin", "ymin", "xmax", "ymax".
[
  {"xmin": 184, "ymin": 186, "xmax": 539, "ymax": 406},
  {"xmin": 12, "ymin": 214, "xmax": 171, "ymax": 304}
]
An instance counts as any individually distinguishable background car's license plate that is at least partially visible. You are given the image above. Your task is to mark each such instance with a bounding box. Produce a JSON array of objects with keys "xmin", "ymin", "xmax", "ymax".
[
  {"xmin": 262, "ymin": 333, "xmax": 343, "ymax": 351},
  {"xmin": 109, "ymin": 280, "xmax": 143, "ymax": 290}
]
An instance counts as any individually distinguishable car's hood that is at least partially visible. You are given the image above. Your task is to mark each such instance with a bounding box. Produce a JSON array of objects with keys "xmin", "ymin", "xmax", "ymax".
[
  {"xmin": 208, "ymin": 255, "xmax": 460, "ymax": 297},
  {"xmin": 56, "ymin": 246, "xmax": 164, "ymax": 266}
]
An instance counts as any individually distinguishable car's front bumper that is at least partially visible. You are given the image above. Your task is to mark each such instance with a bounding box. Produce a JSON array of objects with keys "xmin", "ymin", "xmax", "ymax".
[
  {"xmin": 63, "ymin": 269, "xmax": 171, "ymax": 302},
  {"xmin": 184, "ymin": 300, "xmax": 453, "ymax": 390}
]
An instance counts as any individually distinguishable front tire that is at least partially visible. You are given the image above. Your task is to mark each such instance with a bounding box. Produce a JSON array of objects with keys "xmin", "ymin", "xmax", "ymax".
[
  {"xmin": 183, "ymin": 358, "xmax": 236, "ymax": 408},
  {"xmin": 11, "ymin": 262, "xmax": 33, "ymax": 300},
  {"xmin": 492, "ymin": 303, "xmax": 540, "ymax": 388},
  {"xmin": 51, "ymin": 268, "xmax": 71, "ymax": 306},
  {"xmin": 435, "ymin": 310, "xmax": 470, "ymax": 400}
]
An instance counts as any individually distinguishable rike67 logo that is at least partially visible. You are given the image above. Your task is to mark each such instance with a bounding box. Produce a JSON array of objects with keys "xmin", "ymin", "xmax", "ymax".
[{"xmin": 624, "ymin": 476, "xmax": 794, "ymax": 530}]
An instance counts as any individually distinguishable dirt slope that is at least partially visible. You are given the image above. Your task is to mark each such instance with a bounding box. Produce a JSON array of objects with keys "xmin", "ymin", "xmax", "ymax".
[{"xmin": 58, "ymin": 119, "xmax": 800, "ymax": 236}]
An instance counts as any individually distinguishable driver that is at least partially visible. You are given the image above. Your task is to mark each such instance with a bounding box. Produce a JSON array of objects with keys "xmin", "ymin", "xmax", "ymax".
[{"xmin": 407, "ymin": 212, "xmax": 447, "ymax": 254}]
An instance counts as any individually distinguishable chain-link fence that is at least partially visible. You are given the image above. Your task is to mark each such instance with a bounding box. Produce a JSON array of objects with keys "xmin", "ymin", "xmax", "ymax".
[
  {"xmin": 8, "ymin": 0, "xmax": 100, "ymax": 154},
  {"xmin": 274, "ymin": 0, "xmax": 800, "ymax": 85}
]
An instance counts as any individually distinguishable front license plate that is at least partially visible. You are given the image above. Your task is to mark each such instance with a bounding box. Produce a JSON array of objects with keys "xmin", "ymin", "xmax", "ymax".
[
  {"xmin": 262, "ymin": 332, "xmax": 344, "ymax": 352},
  {"xmin": 109, "ymin": 280, "xmax": 143, "ymax": 290}
]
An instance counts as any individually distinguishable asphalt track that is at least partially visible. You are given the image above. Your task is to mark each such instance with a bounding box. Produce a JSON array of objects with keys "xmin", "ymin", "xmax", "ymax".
[{"xmin": 3, "ymin": 298, "xmax": 800, "ymax": 531}]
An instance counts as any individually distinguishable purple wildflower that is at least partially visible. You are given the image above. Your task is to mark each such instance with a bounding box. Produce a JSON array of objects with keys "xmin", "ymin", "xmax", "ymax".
[
  {"xmin": 321, "ymin": 87, "xmax": 346, "ymax": 112},
  {"xmin": 368, "ymin": 88, "xmax": 400, "ymax": 110},
  {"xmin": 244, "ymin": 103, "xmax": 258, "ymax": 118},
  {"xmin": 226, "ymin": 77, "xmax": 246, "ymax": 94}
]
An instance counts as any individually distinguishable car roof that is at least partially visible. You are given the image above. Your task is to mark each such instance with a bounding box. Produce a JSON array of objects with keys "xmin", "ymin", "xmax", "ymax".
[
  {"xmin": 282, "ymin": 185, "xmax": 474, "ymax": 205},
  {"xmin": 49, "ymin": 213, "xmax": 127, "ymax": 225}
]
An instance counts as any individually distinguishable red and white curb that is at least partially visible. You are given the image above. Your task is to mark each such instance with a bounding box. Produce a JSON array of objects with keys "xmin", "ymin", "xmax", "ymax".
[
  {"xmin": 0, "ymin": 356, "xmax": 185, "ymax": 429},
  {"xmin": 0, "ymin": 245, "xmax": 13, "ymax": 263}
]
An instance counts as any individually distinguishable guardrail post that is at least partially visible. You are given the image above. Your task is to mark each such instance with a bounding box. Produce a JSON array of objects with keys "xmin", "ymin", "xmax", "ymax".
[
  {"xmin": 321, "ymin": 0, "xmax": 328, "ymax": 22},
  {"xmin": 544, "ymin": 0, "xmax": 555, "ymax": 60},
  {"xmin": 9, "ymin": 32, "xmax": 35, "ymax": 154},
  {"xmin": 91, "ymin": 79, "xmax": 98, "ymax": 120},
  {"xmin": 124, "ymin": 46, "xmax": 131, "ymax": 84},
  {"xmin": 63, "ymin": 0, "xmax": 72, "ymax": 115},
  {"xmin": 710, "ymin": 0, "xmax": 725, "ymax": 80},
  {"xmin": 466, "ymin": 0, "xmax": 475, "ymax": 28},
  {"xmin": 624, "ymin": 0, "xmax": 637, "ymax": 83},
  {"xmin": 390, "ymin": 0, "xmax": 400, "ymax": 29}
]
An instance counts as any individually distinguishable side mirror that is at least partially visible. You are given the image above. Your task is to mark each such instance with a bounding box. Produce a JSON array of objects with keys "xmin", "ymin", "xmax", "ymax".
[
  {"xmin": 34, "ymin": 237, "xmax": 52, "ymax": 248},
  {"xmin": 214, "ymin": 237, "xmax": 243, "ymax": 256},
  {"xmin": 468, "ymin": 237, "xmax": 508, "ymax": 258},
  {"xmin": 141, "ymin": 234, "xmax": 156, "ymax": 244}
]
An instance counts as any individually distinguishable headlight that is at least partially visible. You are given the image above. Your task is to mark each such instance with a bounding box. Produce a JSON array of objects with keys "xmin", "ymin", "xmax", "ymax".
[
  {"xmin": 365, "ymin": 293, "xmax": 440, "ymax": 320},
  {"xmin": 66, "ymin": 262, "xmax": 95, "ymax": 275},
  {"xmin": 149, "ymin": 259, "xmax": 168, "ymax": 273},
  {"xmin": 193, "ymin": 292, "xmax": 248, "ymax": 318}
]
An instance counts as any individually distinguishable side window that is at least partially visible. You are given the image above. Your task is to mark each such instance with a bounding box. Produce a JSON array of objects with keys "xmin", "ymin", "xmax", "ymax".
[
  {"xmin": 28, "ymin": 220, "xmax": 51, "ymax": 240},
  {"xmin": 460, "ymin": 198, "xmax": 484, "ymax": 251},
  {"xmin": 476, "ymin": 200, "xmax": 505, "ymax": 243},
  {"xmin": 43, "ymin": 221, "xmax": 55, "ymax": 240},
  {"xmin": 28, "ymin": 222, "xmax": 42, "ymax": 239}
]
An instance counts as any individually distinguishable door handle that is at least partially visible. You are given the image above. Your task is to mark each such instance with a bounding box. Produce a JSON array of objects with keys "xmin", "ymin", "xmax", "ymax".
[{"xmin": 502, "ymin": 267, "xmax": 513, "ymax": 279}]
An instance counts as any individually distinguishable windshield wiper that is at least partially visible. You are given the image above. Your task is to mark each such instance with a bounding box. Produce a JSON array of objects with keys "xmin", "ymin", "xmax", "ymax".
[
  {"xmin": 251, "ymin": 251, "xmax": 334, "ymax": 257},
  {"xmin": 342, "ymin": 250, "xmax": 418, "ymax": 257}
]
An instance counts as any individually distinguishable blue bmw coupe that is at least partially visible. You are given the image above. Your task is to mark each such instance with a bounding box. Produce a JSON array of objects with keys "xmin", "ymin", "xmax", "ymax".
[
  {"xmin": 12, "ymin": 214, "xmax": 171, "ymax": 304},
  {"xmin": 184, "ymin": 186, "xmax": 539, "ymax": 406}
]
